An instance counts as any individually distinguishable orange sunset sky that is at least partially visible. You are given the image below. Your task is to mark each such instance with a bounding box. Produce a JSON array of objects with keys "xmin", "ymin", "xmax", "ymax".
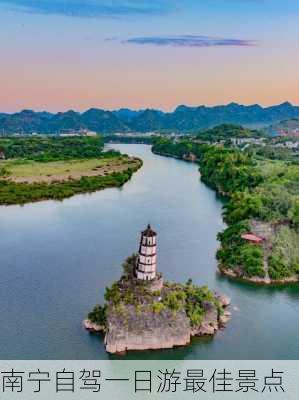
[{"xmin": 1, "ymin": 0, "xmax": 299, "ymax": 112}]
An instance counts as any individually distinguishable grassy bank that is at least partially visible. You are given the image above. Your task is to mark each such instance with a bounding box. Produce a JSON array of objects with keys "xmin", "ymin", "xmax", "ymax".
[
  {"xmin": 0, "ymin": 157, "xmax": 142, "ymax": 205},
  {"xmin": 1, "ymin": 156, "xmax": 139, "ymax": 183},
  {"xmin": 0, "ymin": 136, "xmax": 142, "ymax": 205}
]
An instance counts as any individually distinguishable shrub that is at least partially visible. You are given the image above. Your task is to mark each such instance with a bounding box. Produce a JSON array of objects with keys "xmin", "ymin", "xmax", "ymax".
[
  {"xmin": 239, "ymin": 244, "xmax": 264, "ymax": 277},
  {"xmin": 104, "ymin": 283, "xmax": 121, "ymax": 305},
  {"xmin": 122, "ymin": 254, "xmax": 137, "ymax": 278},
  {"xmin": 186, "ymin": 305, "xmax": 204, "ymax": 327},
  {"xmin": 151, "ymin": 302, "xmax": 165, "ymax": 314},
  {"xmin": 269, "ymin": 256, "xmax": 292, "ymax": 280},
  {"xmin": 123, "ymin": 290, "xmax": 135, "ymax": 305},
  {"xmin": 88, "ymin": 304, "xmax": 106, "ymax": 325},
  {"xmin": 0, "ymin": 167, "xmax": 10, "ymax": 177},
  {"xmin": 163, "ymin": 291, "xmax": 186, "ymax": 311}
]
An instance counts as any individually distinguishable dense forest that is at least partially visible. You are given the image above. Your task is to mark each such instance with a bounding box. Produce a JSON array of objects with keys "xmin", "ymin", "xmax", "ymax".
[
  {"xmin": 197, "ymin": 124, "xmax": 261, "ymax": 141},
  {"xmin": 152, "ymin": 137, "xmax": 299, "ymax": 281}
]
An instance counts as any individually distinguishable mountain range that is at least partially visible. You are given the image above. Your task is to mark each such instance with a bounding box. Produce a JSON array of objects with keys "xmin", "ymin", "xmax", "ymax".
[{"xmin": 1, "ymin": 102, "xmax": 299, "ymax": 134}]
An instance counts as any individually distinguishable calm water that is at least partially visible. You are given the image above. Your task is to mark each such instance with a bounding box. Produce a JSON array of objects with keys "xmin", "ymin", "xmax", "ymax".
[{"xmin": 0, "ymin": 144, "xmax": 298, "ymax": 360}]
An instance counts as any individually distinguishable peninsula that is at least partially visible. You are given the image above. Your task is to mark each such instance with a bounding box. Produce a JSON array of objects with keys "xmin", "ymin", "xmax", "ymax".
[
  {"xmin": 85, "ymin": 224, "xmax": 231, "ymax": 354},
  {"xmin": 0, "ymin": 136, "xmax": 142, "ymax": 205}
]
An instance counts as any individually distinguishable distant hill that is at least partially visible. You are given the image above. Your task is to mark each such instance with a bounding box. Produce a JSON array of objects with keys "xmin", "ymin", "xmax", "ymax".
[
  {"xmin": 198, "ymin": 124, "xmax": 261, "ymax": 140},
  {"xmin": 112, "ymin": 108, "xmax": 144, "ymax": 123},
  {"xmin": 1, "ymin": 102, "xmax": 299, "ymax": 134}
]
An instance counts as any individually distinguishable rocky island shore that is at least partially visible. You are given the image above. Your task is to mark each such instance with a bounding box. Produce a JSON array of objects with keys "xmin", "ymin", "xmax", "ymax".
[{"xmin": 85, "ymin": 226, "xmax": 231, "ymax": 354}]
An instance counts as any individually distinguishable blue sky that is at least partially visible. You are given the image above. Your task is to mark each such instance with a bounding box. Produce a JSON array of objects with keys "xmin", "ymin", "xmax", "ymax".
[{"xmin": 0, "ymin": 0, "xmax": 298, "ymax": 111}]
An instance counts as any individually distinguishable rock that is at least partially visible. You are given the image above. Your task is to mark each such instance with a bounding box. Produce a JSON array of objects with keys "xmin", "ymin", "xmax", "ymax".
[
  {"xmin": 216, "ymin": 294, "xmax": 231, "ymax": 307},
  {"xmin": 83, "ymin": 319, "xmax": 104, "ymax": 333},
  {"xmin": 105, "ymin": 307, "xmax": 191, "ymax": 354},
  {"xmin": 219, "ymin": 311, "xmax": 231, "ymax": 327},
  {"xmin": 192, "ymin": 303, "xmax": 219, "ymax": 336},
  {"xmin": 147, "ymin": 276, "xmax": 164, "ymax": 292},
  {"xmin": 196, "ymin": 324, "xmax": 216, "ymax": 335}
]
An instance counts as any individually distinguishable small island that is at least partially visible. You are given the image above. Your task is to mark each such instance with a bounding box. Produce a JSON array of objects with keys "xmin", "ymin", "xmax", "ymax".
[{"xmin": 85, "ymin": 224, "xmax": 231, "ymax": 354}]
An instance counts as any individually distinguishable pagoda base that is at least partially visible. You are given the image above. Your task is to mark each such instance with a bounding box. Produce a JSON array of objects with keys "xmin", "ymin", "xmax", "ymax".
[{"xmin": 146, "ymin": 275, "xmax": 164, "ymax": 292}]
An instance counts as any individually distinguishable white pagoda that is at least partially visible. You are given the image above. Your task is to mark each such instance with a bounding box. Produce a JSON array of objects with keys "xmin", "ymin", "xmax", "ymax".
[{"xmin": 135, "ymin": 224, "xmax": 157, "ymax": 281}]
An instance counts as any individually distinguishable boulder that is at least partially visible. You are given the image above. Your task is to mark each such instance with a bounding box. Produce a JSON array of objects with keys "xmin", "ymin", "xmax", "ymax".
[
  {"xmin": 83, "ymin": 319, "xmax": 104, "ymax": 333},
  {"xmin": 216, "ymin": 294, "xmax": 231, "ymax": 307}
]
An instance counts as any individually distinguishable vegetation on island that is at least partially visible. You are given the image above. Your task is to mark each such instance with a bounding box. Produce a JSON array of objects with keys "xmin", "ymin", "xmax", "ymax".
[
  {"xmin": 152, "ymin": 130, "xmax": 299, "ymax": 282},
  {"xmin": 87, "ymin": 255, "xmax": 224, "ymax": 330},
  {"xmin": 0, "ymin": 136, "xmax": 142, "ymax": 205}
]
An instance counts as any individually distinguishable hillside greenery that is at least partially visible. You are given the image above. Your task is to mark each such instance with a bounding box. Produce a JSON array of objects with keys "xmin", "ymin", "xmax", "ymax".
[
  {"xmin": 152, "ymin": 136, "xmax": 299, "ymax": 280},
  {"xmin": 197, "ymin": 124, "xmax": 261, "ymax": 141}
]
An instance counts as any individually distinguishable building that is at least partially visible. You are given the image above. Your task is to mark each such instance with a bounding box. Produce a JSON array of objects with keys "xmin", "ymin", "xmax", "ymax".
[
  {"xmin": 136, "ymin": 224, "xmax": 157, "ymax": 281},
  {"xmin": 59, "ymin": 128, "xmax": 97, "ymax": 137},
  {"xmin": 231, "ymin": 137, "xmax": 265, "ymax": 146},
  {"xmin": 241, "ymin": 232, "xmax": 264, "ymax": 245}
]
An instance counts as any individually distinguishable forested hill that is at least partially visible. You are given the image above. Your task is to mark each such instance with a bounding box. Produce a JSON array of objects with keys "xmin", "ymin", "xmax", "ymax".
[{"xmin": 1, "ymin": 102, "xmax": 299, "ymax": 134}]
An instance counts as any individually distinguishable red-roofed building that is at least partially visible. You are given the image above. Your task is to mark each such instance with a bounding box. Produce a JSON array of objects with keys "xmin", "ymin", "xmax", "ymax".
[{"xmin": 241, "ymin": 233, "xmax": 264, "ymax": 244}]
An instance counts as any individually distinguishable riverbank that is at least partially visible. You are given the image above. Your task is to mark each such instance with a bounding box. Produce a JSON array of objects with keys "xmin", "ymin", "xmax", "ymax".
[
  {"xmin": 152, "ymin": 138, "xmax": 299, "ymax": 285},
  {"xmin": 219, "ymin": 265, "xmax": 299, "ymax": 285}
]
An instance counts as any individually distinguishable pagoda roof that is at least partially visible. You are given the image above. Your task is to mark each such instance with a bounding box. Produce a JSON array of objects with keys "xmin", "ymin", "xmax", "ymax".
[{"xmin": 142, "ymin": 224, "xmax": 157, "ymax": 237}]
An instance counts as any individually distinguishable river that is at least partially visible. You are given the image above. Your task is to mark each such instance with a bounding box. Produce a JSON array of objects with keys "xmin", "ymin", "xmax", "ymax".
[{"xmin": 0, "ymin": 144, "xmax": 298, "ymax": 359}]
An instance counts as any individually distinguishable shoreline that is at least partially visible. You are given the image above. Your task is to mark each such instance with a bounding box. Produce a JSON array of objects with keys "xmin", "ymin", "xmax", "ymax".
[
  {"xmin": 84, "ymin": 251, "xmax": 232, "ymax": 355},
  {"xmin": 84, "ymin": 291, "xmax": 231, "ymax": 355},
  {"xmin": 218, "ymin": 265, "xmax": 299, "ymax": 285}
]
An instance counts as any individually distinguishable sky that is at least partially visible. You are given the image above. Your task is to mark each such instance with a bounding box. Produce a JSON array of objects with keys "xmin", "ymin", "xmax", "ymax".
[{"xmin": 0, "ymin": 0, "xmax": 299, "ymax": 112}]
